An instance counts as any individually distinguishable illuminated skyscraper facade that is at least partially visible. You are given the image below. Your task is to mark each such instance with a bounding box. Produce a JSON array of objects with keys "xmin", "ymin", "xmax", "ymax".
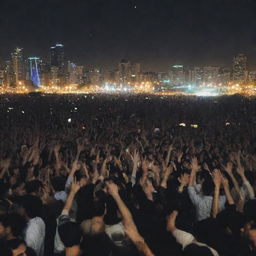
[
  {"xmin": 203, "ymin": 66, "xmax": 220, "ymax": 84},
  {"xmin": 50, "ymin": 43, "xmax": 65, "ymax": 73},
  {"xmin": 233, "ymin": 54, "xmax": 247, "ymax": 82},
  {"xmin": 118, "ymin": 59, "xmax": 131, "ymax": 85},
  {"xmin": 0, "ymin": 69, "xmax": 4, "ymax": 86},
  {"xmin": 169, "ymin": 65, "xmax": 185, "ymax": 86},
  {"xmin": 11, "ymin": 47, "xmax": 24, "ymax": 84}
]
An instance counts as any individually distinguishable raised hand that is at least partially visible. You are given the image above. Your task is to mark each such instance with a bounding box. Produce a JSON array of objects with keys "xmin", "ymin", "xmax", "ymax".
[
  {"xmin": 177, "ymin": 151, "xmax": 183, "ymax": 163},
  {"xmin": 131, "ymin": 150, "xmax": 140, "ymax": 166},
  {"xmin": 178, "ymin": 173, "xmax": 190, "ymax": 187},
  {"xmin": 213, "ymin": 169, "xmax": 222, "ymax": 188},
  {"xmin": 105, "ymin": 181, "xmax": 119, "ymax": 197},
  {"xmin": 237, "ymin": 165, "xmax": 245, "ymax": 177},
  {"xmin": 223, "ymin": 162, "xmax": 233, "ymax": 176},
  {"xmin": 191, "ymin": 157, "xmax": 200, "ymax": 172},
  {"xmin": 70, "ymin": 178, "xmax": 81, "ymax": 194},
  {"xmin": 76, "ymin": 137, "xmax": 85, "ymax": 153},
  {"xmin": 53, "ymin": 143, "xmax": 61, "ymax": 153}
]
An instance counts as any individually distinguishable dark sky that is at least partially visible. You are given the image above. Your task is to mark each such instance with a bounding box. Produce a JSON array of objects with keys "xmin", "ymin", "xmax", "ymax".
[{"xmin": 1, "ymin": 0, "xmax": 256, "ymax": 71}]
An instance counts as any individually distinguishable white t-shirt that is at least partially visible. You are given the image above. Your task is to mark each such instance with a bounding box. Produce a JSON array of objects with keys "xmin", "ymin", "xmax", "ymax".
[{"xmin": 24, "ymin": 217, "xmax": 45, "ymax": 256}]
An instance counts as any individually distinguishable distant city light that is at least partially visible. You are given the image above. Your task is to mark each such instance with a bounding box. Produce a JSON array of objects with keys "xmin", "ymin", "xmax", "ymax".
[{"xmin": 172, "ymin": 65, "xmax": 183, "ymax": 68}]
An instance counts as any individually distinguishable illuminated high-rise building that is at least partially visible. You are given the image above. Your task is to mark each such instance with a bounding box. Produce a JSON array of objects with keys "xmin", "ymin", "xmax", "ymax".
[
  {"xmin": 248, "ymin": 71, "xmax": 256, "ymax": 82},
  {"xmin": 233, "ymin": 54, "xmax": 247, "ymax": 82},
  {"xmin": 169, "ymin": 65, "xmax": 185, "ymax": 86},
  {"xmin": 28, "ymin": 57, "xmax": 42, "ymax": 87},
  {"xmin": 11, "ymin": 47, "xmax": 24, "ymax": 84},
  {"xmin": 118, "ymin": 59, "xmax": 131, "ymax": 85},
  {"xmin": 202, "ymin": 66, "xmax": 220, "ymax": 85},
  {"xmin": 50, "ymin": 66, "xmax": 60, "ymax": 86},
  {"xmin": 188, "ymin": 67, "xmax": 204, "ymax": 85},
  {"xmin": 131, "ymin": 63, "xmax": 141, "ymax": 83},
  {"xmin": 50, "ymin": 43, "xmax": 65, "ymax": 73},
  {"xmin": 218, "ymin": 68, "xmax": 231, "ymax": 85},
  {"xmin": 67, "ymin": 62, "xmax": 84, "ymax": 84},
  {"xmin": 0, "ymin": 69, "xmax": 4, "ymax": 86},
  {"xmin": 0, "ymin": 60, "xmax": 4, "ymax": 86}
]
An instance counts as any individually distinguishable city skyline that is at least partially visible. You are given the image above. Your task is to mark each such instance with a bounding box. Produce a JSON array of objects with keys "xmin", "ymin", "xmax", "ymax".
[
  {"xmin": 1, "ymin": 0, "xmax": 256, "ymax": 71},
  {"xmin": 0, "ymin": 43, "xmax": 253, "ymax": 92},
  {"xmin": 0, "ymin": 43, "xmax": 253, "ymax": 72}
]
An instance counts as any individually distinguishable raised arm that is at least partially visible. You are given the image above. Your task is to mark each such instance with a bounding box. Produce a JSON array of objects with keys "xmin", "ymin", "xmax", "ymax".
[
  {"xmin": 65, "ymin": 139, "xmax": 84, "ymax": 191},
  {"xmin": 131, "ymin": 150, "xmax": 140, "ymax": 186},
  {"xmin": 237, "ymin": 164, "xmax": 255, "ymax": 200},
  {"xmin": 53, "ymin": 143, "xmax": 62, "ymax": 175},
  {"xmin": 0, "ymin": 158, "xmax": 11, "ymax": 179},
  {"xmin": 221, "ymin": 175, "xmax": 235, "ymax": 205},
  {"xmin": 63, "ymin": 178, "xmax": 81, "ymax": 214},
  {"xmin": 189, "ymin": 157, "xmax": 200, "ymax": 187},
  {"xmin": 223, "ymin": 162, "xmax": 241, "ymax": 200},
  {"xmin": 211, "ymin": 169, "xmax": 222, "ymax": 218},
  {"xmin": 165, "ymin": 144, "xmax": 173, "ymax": 166},
  {"xmin": 106, "ymin": 181, "xmax": 155, "ymax": 256}
]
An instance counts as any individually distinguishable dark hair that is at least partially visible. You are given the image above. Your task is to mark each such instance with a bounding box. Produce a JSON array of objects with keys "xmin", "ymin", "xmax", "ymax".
[
  {"xmin": 51, "ymin": 176, "xmax": 66, "ymax": 192},
  {"xmin": 92, "ymin": 200, "xmax": 106, "ymax": 217},
  {"xmin": 84, "ymin": 233, "xmax": 114, "ymax": 256},
  {"xmin": 0, "ymin": 243, "xmax": 12, "ymax": 256},
  {"xmin": 244, "ymin": 200, "xmax": 256, "ymax": 222},
  {"xmin": 5, "ymin": 238, "xmax": 26, "ymax": 250},
  {"xmin": 202, "ymin": 177, "xmax": 215, "ymax": 196},
  {"xmin": 74, "ymin": 170, "xmax": 83, "ymax": 182},
  {"xmin": 58, "ymin": 222, "xmax": 82, "ymax": 247},
  {"xmin": 0, "ymin": 213, "xmax": 27, "ymax": 238},
  {"xmin": 20, "ymin": 195, "xmax": 43, "ymax": 218},
  {"xmin": 25, "ymin": 180, "xmax": 43, "ymax": 194},
  {"xmin": 25, "ymin": 247, "xmax": 37, "ymax": 256},
  {"xmin": 0, "ymin": 180, "xmax": 10, "ymax": 198},
  {"xmin": 12, "ymin": 181, "xmax": 25, "ymax": 191},
  {"xmin": 217, "ymin": 206, "xmax": 246, "ymax": 237},
  {"xmin": 183, "ymin": 244, "xmax": 213, "ymax": 256}
]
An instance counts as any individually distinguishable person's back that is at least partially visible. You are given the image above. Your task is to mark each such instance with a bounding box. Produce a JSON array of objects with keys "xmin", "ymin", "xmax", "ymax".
[
  {"xmin": 24, "ymin": 216, "xmax": 45, "ymax": 256},
  {"xmin": 20, "ymin": 195, "xmax": 45, "ymax": 256},
  {"xmin": 188, "ymin": 179, "xmax": 226, "ymax": 221}
]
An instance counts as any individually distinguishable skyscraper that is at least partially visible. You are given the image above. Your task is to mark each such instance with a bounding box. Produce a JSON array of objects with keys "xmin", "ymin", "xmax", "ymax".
[
  {"xmin": 67, "ymin": 62, "xmax": 84, "ymax": 84},
  {"xmin": 50, "ymin": 43, "xmax": 65, "ymax": 73},
  {"xmin": 11, "ymin": 47, "xmax": 24, "ymax": 84},
  {"xmin": 203, "ymin": 66, "xmax": 220, "ymax": 85},
  {"xmin": 118, "ymin": 59, "xmax": 131, "ymax": 85},
  {"xmin": 0, "ymin": 69, "xmax": 4, "ymax": 86},
  {"xmin": 131, "ymin": 63, "xmax": 141, "ymax": 83},
  {"xmin": 169, "ymin": 65, "xmax": 185, "ymax": 86},
  {"xmin": 28, "ymin": 57, "xmax": 42, "ymax": 87},
  {"xmin": 233, "ymin": 54, "xmax": 247, "ymax": 82}
]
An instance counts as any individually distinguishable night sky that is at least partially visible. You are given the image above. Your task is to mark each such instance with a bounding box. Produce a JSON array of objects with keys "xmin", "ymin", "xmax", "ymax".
[{"xmin": 1, "ymin": 0, "xmax": 256, "ymax": 71}]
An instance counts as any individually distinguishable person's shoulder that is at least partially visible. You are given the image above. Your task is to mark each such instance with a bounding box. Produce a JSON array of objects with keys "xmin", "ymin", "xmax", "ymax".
[{"xmin": 29, "ymin": 216, "xmax": 45, "ymax": 227}]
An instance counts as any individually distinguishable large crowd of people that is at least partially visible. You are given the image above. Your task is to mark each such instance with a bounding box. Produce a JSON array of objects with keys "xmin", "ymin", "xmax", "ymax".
[{"xmin": 0, "ymin": 94, "xmax": 256, "ymax": 256}]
